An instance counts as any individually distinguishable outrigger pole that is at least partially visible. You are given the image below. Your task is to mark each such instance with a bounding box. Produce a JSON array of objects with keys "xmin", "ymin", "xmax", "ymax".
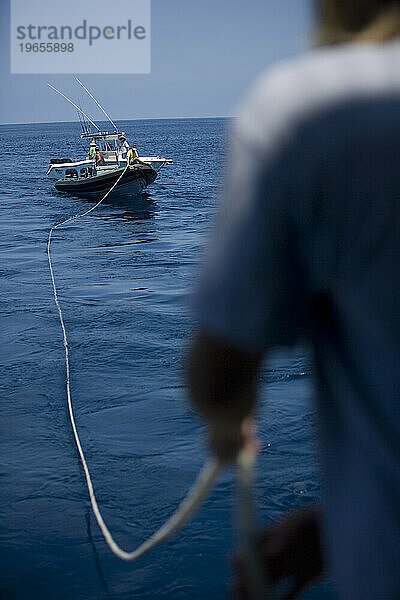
[
  {"xmin": 47, "ymin": 83, "xmax": 101, "ymax": 132},
  {"xmin": 75, "ymin": 78, "xmax": 119, "ymax": 132}
]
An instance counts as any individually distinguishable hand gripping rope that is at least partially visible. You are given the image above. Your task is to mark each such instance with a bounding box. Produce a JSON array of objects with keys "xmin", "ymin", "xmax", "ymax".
[{"xmin": 47, "ymin": 165, "xmax": 270, "ymax": 599}]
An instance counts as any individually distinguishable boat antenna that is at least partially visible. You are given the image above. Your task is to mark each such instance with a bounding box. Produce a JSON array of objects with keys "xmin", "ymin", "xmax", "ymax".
[
  {"xmin": 47, "ymin": 83, "xmax": 101, "ymax": 132},
  {"xmin": 75, "ymin": 78, "xmax": 119, "ymax": 132}
]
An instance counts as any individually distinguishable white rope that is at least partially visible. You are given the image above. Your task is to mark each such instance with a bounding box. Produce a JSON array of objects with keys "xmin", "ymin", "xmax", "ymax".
[
  {"xmin": 46, "ymin": 161, "xmax": 267, "ymax": 600},
  {"xmin": 46, "ymin": 164, "xmax": 223, "ymax": 561},
  {"xmin": 237, "ymin": 448, "xmax": 272, "ymax": 599}
]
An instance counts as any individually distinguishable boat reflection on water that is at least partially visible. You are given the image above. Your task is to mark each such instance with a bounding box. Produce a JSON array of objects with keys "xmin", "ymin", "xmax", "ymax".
[{"xmin": 60, "ymin": 188, "xmax": 158, "ymax": 222}]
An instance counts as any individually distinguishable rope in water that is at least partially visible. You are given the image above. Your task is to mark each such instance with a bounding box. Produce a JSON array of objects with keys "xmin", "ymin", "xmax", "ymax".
[
  {"xmin": 46, "ymin": 164, "xmax": 223, "ymax": 560},
  {"xmin": 46, "ymin": 162, "xmax": 267, "ymax": 597}
]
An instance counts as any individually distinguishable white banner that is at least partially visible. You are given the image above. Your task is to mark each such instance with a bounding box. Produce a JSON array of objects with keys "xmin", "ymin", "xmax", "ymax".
[{"xmin": 10, "ymin": 0, "xmax": 151, "ymax": 74}]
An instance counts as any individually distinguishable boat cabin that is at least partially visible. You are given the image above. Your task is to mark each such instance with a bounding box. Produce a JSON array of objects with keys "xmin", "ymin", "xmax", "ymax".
[
  {"xmin": 47, "ymin": 130, "xmax": 173, "ymax": 180},
  {"xmin": 82, "ymin": 131, "xmax": 124, "ymax": 164}
]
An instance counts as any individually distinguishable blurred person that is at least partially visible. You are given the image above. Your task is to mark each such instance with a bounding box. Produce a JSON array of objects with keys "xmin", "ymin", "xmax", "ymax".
[
  {"xmin": 118, "ymin": 134, "xmax": 130, "ymax": 159},
  {"xmin": 127, "ymin": 143, "xmax": 139, "ymax": 165},
  {"xmin": 187, "ymin": 1, "xmax": 400, "ymax": 598},
  {"xmin": 95, "ymin": 146, "xmax": 105, "ymax": 166},
  {"xmin": 89, "ymin": 139, "xmax": 97, "ymax": 160}
]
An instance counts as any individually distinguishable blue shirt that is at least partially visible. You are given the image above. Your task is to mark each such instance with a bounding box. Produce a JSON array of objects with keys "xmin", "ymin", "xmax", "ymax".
[{"xmin": 195, "ymin": 41, "xmax": 400, "ymax": 600}]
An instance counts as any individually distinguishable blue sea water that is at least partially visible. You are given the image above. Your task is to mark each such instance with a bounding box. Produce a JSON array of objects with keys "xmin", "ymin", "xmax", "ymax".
[{"xmin": 0, "ymin": 119, "xmax": 336, "ymax": 600}]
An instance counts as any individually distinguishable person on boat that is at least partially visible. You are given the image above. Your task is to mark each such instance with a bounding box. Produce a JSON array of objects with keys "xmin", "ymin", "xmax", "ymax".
[
  {"xmin": 127, "ymin": 144, "xmax": 140, "ymax": 165},
  {"xmin": 95, "ymin": 146, "xmax": 105, "ymax": 166},
  {"xmin": 89, "ymin": 140, "xmax": 97, "ymax": 161},
  {"xmin": 118, "ymin": 135, "xmax": 130, "ymax": 160},
  {"xmin": 187, "ymin": 1, "xmax": 400, "ymax": 599}
]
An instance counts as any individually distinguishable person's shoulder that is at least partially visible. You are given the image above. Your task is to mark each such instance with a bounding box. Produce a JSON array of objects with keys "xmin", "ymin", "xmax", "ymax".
[{"xmin": 235, "ymin": 42, "xmax": 400, "ymax": 151}]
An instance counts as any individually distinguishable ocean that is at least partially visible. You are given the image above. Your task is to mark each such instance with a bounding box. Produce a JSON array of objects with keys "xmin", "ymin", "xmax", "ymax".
[{"xmin": 0, "ymin": 118, "xmax": 335, "ymax": 599}]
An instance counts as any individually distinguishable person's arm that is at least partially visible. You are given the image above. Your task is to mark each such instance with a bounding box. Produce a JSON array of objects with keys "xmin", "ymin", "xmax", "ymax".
[
  {"xmin": 186, "ymin": 331, "xmax": 261, "ymax": 461},
  {"xmin": 187, "ymin": 334, "xmax": 326, "ymax": 598}
]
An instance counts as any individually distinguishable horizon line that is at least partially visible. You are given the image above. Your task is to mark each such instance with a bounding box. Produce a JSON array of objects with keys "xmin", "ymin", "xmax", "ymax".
[{"xmin": 0, "ymin": 114, "xmax": 232, "ymax": 126}]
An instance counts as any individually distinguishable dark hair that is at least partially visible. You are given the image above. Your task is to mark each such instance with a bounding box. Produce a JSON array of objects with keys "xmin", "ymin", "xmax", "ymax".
[{"xmin": 315, "ymin": 0, "xmax": 400, "ymax": 43}]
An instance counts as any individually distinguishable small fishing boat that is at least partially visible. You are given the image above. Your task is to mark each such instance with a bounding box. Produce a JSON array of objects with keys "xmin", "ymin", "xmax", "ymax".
[{"xmin": 47, "ymin": 80, "xmax": 173, "ymax": 198}]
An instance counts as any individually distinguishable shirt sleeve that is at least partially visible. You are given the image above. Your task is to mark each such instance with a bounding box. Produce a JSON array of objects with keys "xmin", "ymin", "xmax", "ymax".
[{"xmin": 194, "ymin": 90, "xmax": 309, "ymax": 354}]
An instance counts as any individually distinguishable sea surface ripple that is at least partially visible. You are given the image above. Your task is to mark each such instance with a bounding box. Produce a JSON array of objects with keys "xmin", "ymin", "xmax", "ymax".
[{"xmin": 0, "ymin": 119, "xmax": 335, "ymax": 599}]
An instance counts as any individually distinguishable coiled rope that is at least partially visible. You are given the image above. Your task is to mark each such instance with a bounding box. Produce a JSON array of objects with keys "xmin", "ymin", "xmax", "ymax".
[{"xmin": 46, "ymin": 164, "xmax": 268, "ymax": 597}]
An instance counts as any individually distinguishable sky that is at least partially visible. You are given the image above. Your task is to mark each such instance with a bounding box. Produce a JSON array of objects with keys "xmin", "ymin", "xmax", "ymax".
[{"xmin": 0, "ymin": 0, "xmax": 313, "ymax": 124}]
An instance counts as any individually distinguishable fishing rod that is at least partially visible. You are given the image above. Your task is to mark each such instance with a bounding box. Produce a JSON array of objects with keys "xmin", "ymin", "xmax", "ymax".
[
  {"xmin": 77, "ymin": 100, "xmax": 86, "ymax": 135},
  {"xmin": 77, "ymin": 99, "xmax": 92, "ymax": 154},
  {"xmin": 47, "ymin": 83, "xmax": 101, "ymax": 132},
  {"xmin": 76, "ymin": 110, "xmax": 89, "ymax": 154},
  {"xmin": 76, "ymin": 78, "xmax": 119, "ymax": 132},
  {"xmin": 77, "ymin": 109, "xmax": 83, "ymax": 133}
]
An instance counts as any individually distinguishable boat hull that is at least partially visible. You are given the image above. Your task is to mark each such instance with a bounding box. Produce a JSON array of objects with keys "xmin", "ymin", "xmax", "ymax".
[{"xmin": 54, "ymin": 164, "xmax": 157, "ymax": 197}]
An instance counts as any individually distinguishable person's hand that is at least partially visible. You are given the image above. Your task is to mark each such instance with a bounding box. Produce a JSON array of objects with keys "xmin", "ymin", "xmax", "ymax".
[
  {"xmin": 233, "ymin": 506, "xmax": 324, "ymax": 600},
  {"xmin": 186, "ymin": 332, "xmax": 262, "ymax": 463},
  {"xmin": 208, "ymin": 416, "xmax": 260, "ymax": 464}
]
